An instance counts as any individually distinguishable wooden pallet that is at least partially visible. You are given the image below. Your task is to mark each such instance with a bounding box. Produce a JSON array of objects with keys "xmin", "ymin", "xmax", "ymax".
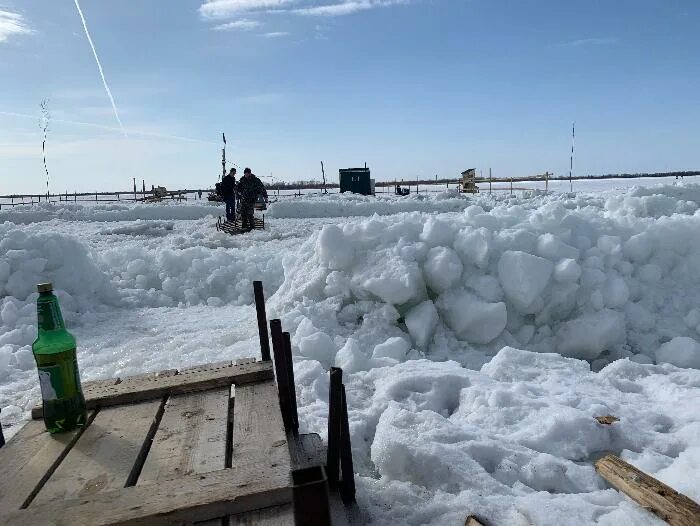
[
  {"xmin": 216, "ymin": 215, "xmax": 265, "ymax": 235},
  {"xmin": 0, "ymin": 359, "xmax": 317, "ymax": 526}
]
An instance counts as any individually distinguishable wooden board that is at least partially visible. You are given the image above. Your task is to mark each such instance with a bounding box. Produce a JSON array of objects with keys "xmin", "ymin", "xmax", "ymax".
[
  {"xmin": 596, "ymin": 454, "xmax": 700, "ymax": 526},
  {"xmin": 138, "ymin": 388, "xmax": 230, "ymax": 481},
  {"xmin": 230, "ymin": 503, "xmax": 295, "ymax": 525},
  {"xmin": 288, "ymin": 432, "xmax": 326, "ymax": 471},
  {"xmin": 1, "ymin": 464, "xmax": 292, "ymax": 526},
  {"xmin": 31, "ymin": 361, "xmax": 273, "ymax": 419},
  {"xmin": 231, "ymin": 380, "xmax": 291, "ymax": 473},
  {"xmin": 32, "ymin": 400, "xmax": 163, "ymax": 505},
  {"xmin": 0, "ymin": 416, "xmax": 92, "ymax": 511}
]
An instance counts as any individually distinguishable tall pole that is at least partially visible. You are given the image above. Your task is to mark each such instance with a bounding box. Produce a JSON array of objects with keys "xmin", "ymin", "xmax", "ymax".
[
  {"xmin": 321, "ymin": 161, "xmax": 327, "ymax": 194},
  {"xmin": 489, "ymin": 168, "xmax": 492, "ymax": 195},
  {"xmin": 570, "ymin": 122, "xmax": 575, "ymax": 193},
  {"xmin": 222, "ymin": 132, "xmax": 227, "ymax": 181}
]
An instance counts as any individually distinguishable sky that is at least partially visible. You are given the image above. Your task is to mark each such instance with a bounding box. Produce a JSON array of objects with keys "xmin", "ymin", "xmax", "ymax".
[{"xmin": 0, "ymin": 0, "xmax": 699, "ymax": 193}]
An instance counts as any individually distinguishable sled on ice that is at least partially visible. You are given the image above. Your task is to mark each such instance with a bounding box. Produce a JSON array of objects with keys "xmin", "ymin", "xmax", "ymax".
[{"xmin": 216, "ymin": 213, "xmax": 265, "ymax": 234}]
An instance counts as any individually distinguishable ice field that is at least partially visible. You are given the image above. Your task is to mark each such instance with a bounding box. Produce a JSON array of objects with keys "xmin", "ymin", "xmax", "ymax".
[{"xmin": 2, "ymin": 178, "xmax": 700, "ymax": 524}]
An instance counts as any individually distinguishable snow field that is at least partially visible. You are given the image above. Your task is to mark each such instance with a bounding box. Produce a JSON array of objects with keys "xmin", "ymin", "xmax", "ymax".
[{"xmin": 1, "ymin": 182, "xmax": 700, "ymax": 524}]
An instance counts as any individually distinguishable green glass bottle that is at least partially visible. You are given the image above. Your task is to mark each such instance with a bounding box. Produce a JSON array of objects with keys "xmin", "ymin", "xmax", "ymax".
[{"xmin": 32, "ymin": 283, "xmax": 87, "ymax": 433}]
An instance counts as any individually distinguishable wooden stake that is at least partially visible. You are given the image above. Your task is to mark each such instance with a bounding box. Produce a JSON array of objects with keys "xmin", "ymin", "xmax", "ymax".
[
  {"xmin": 0, "ymin": 407, "xmax": 5, "ymax": 448},
  {"xmin": 595, "ymin": 455, "xmax": 700, "ymax": 526},
  {"xmin": 282, "ymin": 331, "xmax": 299, "ymax": 430},
  {"xmin": 253, "ymin": 281, "xmax": 271, "ymax": 362},
  {"xmin": 326, "ymin": 368, "xmax": 343, "ymax": 488},
  {"xmin": 339, "ymin": 384, "xmax": 356, "ymax": 504},
  {"xmin": 270, "ymin": 319, "xmax": 293, "ymax": 431},
  {"xmin": 293, "ymin": 466, "xmax": 331, "ymax": 526}
]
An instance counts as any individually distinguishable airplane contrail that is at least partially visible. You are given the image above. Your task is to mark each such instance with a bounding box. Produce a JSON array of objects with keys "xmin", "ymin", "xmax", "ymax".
[
  {"xmin": 0, "ymin": 111, "xmax": 215, "ymax": 144},
  {"xmin": 73, "ymin": 0, "xmax": 127, "ymax": 137}
]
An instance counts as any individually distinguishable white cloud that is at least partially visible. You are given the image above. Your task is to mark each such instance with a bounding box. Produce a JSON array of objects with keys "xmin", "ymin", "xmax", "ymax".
[
  {"xmin": 260, "ymin": 31, "xmax": 290, "ymax": 38},
  {"xmin": 294, "ymin": 1, "xmax": 372, "ymax": 16},
  {"xmin": 0, "ymin": 9, "xmax": 33, "ymax": 43},
  {"xmin": 199, "ymin": 0, "xmax": 295, "ymax": 19},
  {"xmin": 212, "ymin": 19, "xmax": 261, "ymax": 30},
  {"xmin": 558, "ymin": 37, "xmax": 618, "ymax": 48}
]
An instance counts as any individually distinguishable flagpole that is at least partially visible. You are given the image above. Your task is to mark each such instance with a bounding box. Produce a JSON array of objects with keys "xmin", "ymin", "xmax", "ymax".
[
  {"xmin": 569, "ymin": 122, "xmax": 575, "ymax": 193},
  {"xmin": 222, "ymin": 132, "xmax": 226, "ymax": 181}
]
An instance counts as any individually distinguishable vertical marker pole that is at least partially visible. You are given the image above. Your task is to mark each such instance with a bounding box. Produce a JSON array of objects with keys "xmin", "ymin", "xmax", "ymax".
[
  {"xmin": 339, "ymin": 384, "xmax": 356, "ymax": 504},
  {"xmin": 253, "ymin": 281, "xmax": 271, "ymax": 361},
  {"xmin": 489, "ymin": 168, "xmax": 492, "ymax": 195},
  {"xmin": 270, "ymin": 319, "xmax": 293, "ymax": 430},
  {"xmin": 282, "ymin": 331, "xmax": 299, "ymax": 430},
  {"xmin": 570, "ymin": 122, "xmax": 575, "ymax": 193},
  {"xmin": 0, "ymin": 407, "xmax": 5, "ymax": 448},
  {"xmin": 327, "ymin": 367, "xmax": 343, "ymax": 487}
]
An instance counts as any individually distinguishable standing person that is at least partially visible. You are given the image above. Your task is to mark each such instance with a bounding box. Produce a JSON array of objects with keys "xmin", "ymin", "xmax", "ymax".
[
  {"xmin": 221, "ymin": 168, "xmax": 237, "ymax": 221},
  {"xmin": 237, "ymin": 167, "xmax": 268, "ymax": 231}
]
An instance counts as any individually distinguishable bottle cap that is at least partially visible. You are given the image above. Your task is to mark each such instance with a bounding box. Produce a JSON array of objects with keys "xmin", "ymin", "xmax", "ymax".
[{"xmin": 37, "ymin": 283, "xmax": 53, "ymax": 293}]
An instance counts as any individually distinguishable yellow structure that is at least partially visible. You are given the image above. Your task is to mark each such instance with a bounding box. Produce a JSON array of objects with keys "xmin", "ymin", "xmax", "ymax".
[{"xmin": 460, "ymin": 168, "xmax": 479, "ymax": 193}]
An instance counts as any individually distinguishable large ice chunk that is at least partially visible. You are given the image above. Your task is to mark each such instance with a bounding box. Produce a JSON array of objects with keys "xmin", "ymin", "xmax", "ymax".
[
  {"xmin": 317, "ymin": 224, "xmax": 354, "ymax": 270},
  {"xmin": 556, "ymin": 309, "xmax": 626, "ymax": 360},
  {"xmin": 656, "ymin": 337, "xmax": 700, "ymax": 369},
  {"xmin": 498, "ymin": 251, "xmax": 554, "ymax": 313},
  {"xmin": 423, "ymin": 247, "xmax": 463, "ymax": 293},
  {"xmin": 404, "ymin": 300, "xmax": 439, "ymax": 348},
  {"xmin": 437, "ymin": 289, "xmax": 507, "ymax": 344},
  {"xmin": 537, "ymin": 234, "xmax": 579, "ymax": 261}
]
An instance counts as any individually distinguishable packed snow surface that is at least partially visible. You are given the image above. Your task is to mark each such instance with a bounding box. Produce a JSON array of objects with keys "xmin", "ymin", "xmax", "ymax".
[{"xmin": 2, "ymin": 181, "xmax": 700, "ymax": 525}]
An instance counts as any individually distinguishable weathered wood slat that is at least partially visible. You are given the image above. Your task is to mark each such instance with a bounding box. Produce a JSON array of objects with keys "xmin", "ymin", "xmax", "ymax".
[
  {"xmin": 139, "ymin": 387, "xmax": 231, "ymax": 526},
  {"xmin": 179, "ymin": 361, "xmax": 233, "ymax": 374},
  {"xmin": 32, "ymin": 400, "xmax": 163, "ymax": 505},
  {"xmin": 138, "ymin": 388, "xmax": 230, "ymax": 481},
  {"xmin": 229, "ymin": 503, "xmax": 294, "ymax": 525},
  {"xmin": 0, "ymin": 464, "xmax": 292, "ymax": 526},
  {"xmin": 32, "ymin": 361, "xmax": 272, "ymax": 419},
  {"xmin": 0, "ymin": 415, "xmax": 93, "ymax": 511},
  {"xmin": 288, "ymin": 432, "xmax": 326, "ymax": 471},
  {"xmin": 595, "ymin": 454, "xmax": 700, "ymax": 526},
  {"xmin": 232, "ymin": 380, "xmax": 290, "ymax": 472}
]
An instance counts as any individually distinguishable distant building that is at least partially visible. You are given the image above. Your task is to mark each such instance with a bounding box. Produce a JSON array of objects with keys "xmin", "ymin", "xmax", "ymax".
[
  {"xmin": 460, "ymin": 168, "xmax": 479, "ymax": 193},
  {"xmin": 339, "ymin": 167, "xmax": 373, "ymax": 195}
]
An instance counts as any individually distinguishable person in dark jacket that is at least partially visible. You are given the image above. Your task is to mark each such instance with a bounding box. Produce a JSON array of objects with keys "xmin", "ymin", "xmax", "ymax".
[
  {"xmin": 221, "ymin": 168, "xmax": 237, "ymax": 221},
  {"xmin": 237, "ymin": 168, "xmax": 267, "ymax": 231}
]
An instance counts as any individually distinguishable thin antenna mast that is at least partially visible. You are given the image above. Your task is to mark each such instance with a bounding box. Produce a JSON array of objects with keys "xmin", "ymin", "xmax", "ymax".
[
  {"xmin": 221, "ymin": 132, "xmax": 226, "ymax": 181},
  {"xmin": 569, "ymin": 122, "xmax": 575, "ymax": 192}
]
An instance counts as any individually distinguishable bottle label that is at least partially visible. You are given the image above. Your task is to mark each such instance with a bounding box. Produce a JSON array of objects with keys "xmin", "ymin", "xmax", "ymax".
[
  {"xmin": 37, "ymin": 353, "xmax": 81, "ymax": 401},
  {"xmin": 38, "ymin": 365, "xmax": 62, "ymax": 400}
]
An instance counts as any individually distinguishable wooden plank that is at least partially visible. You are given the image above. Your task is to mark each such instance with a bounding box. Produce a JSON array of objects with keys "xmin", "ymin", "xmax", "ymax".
[
  {"xmin": 288, "ymin": 432, "xmax": 326, "ymax": 471},
  {"xmin": 32, "ymin": 400, "xmax": 163, "ymax": 505},
  {"xmin": 180, "ymin": 361, "xmax": 232, "ymax": 374},
  {"xmin": 32, "ymin": 378, "xmax": 120, "ymax": 419},
  {"xmin": 0, "ymin": 416, "xmax": 93, "ymax": 511},
  {"xmin": 139, "ymin": 388, "xmax": 230, "ymax": 526},
  {"xmin": 595, "ymin": 454, "xmax": 700, "ymax": 526},
  {"xmin": 138, "ymin": 388, "xmax": 230, "ymax": 481},
  {"xmin": 231, "ymin": 380, "xmax": 290, "ymax": 472},
  {"xmin": 118, "ymin": 369, "xmax": 178, "ymax": 384},
  {"xmin": 32, "ymin": 361, "xmax": 272, "ymax": 418},
  {"xmin": 230, "ymin": 504, "xmax": 294, "ymax": 525},
  {"xmin": 1, "ymin": 464, "xmax": 292, "ymax": 526}
]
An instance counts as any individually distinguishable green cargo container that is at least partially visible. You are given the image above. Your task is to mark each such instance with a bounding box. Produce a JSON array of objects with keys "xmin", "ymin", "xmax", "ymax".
[{"xmin": 339, "ymin": 168, "xmax": 372, "ymax": 195}]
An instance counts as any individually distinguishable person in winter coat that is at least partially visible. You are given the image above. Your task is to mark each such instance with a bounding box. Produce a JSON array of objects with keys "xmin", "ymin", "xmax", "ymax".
[
  {"xmin": 237, "ymin": 168, "xmax": 268, "ymax": 231},
  {"xmin": 221, "ymin": 168, "xmax": 237, "ymax": 221}
]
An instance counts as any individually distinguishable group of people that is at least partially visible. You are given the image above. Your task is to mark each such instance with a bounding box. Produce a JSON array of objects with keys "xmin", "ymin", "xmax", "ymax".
[{"xmin": 220, "ymin": 167, "xmax": 268, "ymax": 230}]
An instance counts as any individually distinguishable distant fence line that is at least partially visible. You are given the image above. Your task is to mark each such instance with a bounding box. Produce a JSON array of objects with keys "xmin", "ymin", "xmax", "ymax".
[{"xmin": 2, "ymin": 171, "xmax": 698, "ymax": 206}]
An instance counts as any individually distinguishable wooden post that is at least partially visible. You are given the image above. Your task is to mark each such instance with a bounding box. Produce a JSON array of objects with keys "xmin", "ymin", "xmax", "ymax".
[
  {"xmin": 339, "ymin": 384, "xmax": 356, "ymax": 504},
  {"xmin": 510, "ymin": 177, "xmax": 513, "ymax": 196},
  {"xmin": 293, "ymin": 466, "xmax": 331, "ymax": 526},
  {"xmin": 282, "ymin": 332, "xmax": 299, "ymax": 431},
  {"xmin": 595, "ymin": 455, "xmax": 700, "ymax": 526},
  {"xmin": 327, "ymin": 367, "xmax": 343, "ymax": 488},
  {"xmin": 270, "ymin": 319, "xmax": 293, "ymax": 431},
  {"xmin": 253, "ymin": 281, "xmax": 271, "ymax": 362},
  {"xmin": 0, "ymin": 407, "xmax": 5, "ymax": 448},
  {"xmin": 489, "ymin": 168, "xmax": 492, "ymax": 195}
]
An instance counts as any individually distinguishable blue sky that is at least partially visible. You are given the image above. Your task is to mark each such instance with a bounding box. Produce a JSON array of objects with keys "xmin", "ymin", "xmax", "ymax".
[{"xmin": 1, "ymin": 0, "xmax": 698, "ymax": 193}]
